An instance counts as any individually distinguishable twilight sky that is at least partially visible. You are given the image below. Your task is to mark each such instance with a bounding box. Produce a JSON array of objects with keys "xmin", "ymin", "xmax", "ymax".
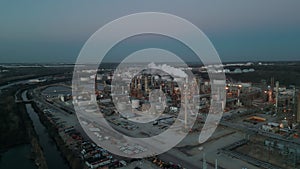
[{"xmin": 0, "ymin": 0, "xmax": 300, "ymax": 63}]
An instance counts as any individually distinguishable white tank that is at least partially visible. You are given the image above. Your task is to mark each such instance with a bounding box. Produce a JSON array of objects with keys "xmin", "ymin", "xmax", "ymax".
[
  {"xmin": 107, "ymin": 75, "xmax": 112, "ymax": 80},
  {"xmin": 90, "ymin": 75, "xmax": 96, "ymax": 79},
  {"xmin": 131, "ymin": 99, "xmax": 140, "ymax": 109},
  {"xmin": 96, "ymin": 75, "xmax": 103, "ymax": 80},
  {"xmin": 80, "ymin": 77, "xmax": 89, "ymax": 82},
  {"xmin": 117, "ymin": 102, "xmax": 127, "ymax": 111},
  {"xmin": 155, "ymin": 105, "xmax": 163, "ymax": 110},
  {"xmin": 154, "ymin": 76, "xmax": 160, "ymax": 80}
]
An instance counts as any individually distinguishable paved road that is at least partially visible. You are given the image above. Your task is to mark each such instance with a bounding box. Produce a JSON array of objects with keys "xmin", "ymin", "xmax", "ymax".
[{"xmin": 158, "ymin": 149, "xmax": 215, "ymax": 169}]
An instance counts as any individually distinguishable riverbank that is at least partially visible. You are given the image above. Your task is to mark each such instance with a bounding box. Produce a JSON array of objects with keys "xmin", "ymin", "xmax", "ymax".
[
  {"xmin": 0, "ymin": 86, "xmax": 48, "ymax": 169},
  {"xmin": 0, "ymin": 66, "xmax": 73, "ymax": 86},
  {"xmin": 30, "ymin": 96, "xmax": 84, "ymax": 169},
  {"xmin": 0, "ymin": 144, "xmax": 37, "ymax": 169},
  {"xmin": 18, "ymin": 103, "xmax": 48, "ymax": 169},
  {"xmin": 0, "ymin": 87, "xmax": 28, "ymax": 150}
]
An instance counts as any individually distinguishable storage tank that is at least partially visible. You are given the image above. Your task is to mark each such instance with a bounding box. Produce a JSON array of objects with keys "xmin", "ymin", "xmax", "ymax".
[
  {"xmin": 96, "ymin": 75, "xmax": 103, "ymax": 80},
  {"xmin": 131, "ymin": 99, "xmax": 140, "ymax": 109},
  {"xmin": 117, "ymin": 102, "xmax": 127, "ymax": 111},
  {"xmin": 80, "ymin": 77, "xmax": 89, "ymax": 82},
  {"xmin": 155, "ymin": 104, "xmax": 163, "ymax": 110},
  {"xmin": 154, "ymin": 75, "xmax": 160, "ymax": 80}
]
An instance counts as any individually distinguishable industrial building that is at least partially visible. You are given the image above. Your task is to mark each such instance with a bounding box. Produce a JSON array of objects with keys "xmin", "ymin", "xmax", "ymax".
[{"xmin": 297, "ymin": 92, "xmax": 300, "ymax": 123}]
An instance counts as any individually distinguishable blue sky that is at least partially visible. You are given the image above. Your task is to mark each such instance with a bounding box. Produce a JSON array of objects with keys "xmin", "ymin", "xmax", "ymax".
[{"xmin": 0, "ymin": 0, "xmax": 300, "ymax": 63}]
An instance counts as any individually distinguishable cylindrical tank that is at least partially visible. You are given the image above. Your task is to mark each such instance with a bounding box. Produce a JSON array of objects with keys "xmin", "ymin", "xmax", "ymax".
[
  {"xmin": 117, "ymin": 102, "xmax": 127, "ymax": 111},
  {"xmin": 155, "ymin": 104, "xmax": 163, "ymax": 110},
  {"xmin": 131, "ymin": 99, "xmax": 140, "ymax": 109},
  {"xmin": 80, "ymin": 77, "xmax": 89, "ymax": 82},
  {"xmin": 96, "ymin": 75, "xmax": 103, "ymax": 80},
  {"xmin": 154, "ymin": 75, "xmax": 160, "ymax": 80}
]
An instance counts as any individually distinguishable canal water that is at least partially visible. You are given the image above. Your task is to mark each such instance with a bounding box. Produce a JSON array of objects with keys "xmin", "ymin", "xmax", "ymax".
[
  {"xmin": 0, "ymin": 145, "xmax": 37, "ymax": 169},
  {"xmin": 22, "ymin": 91, "xmax": 69, "ymax": 169}
]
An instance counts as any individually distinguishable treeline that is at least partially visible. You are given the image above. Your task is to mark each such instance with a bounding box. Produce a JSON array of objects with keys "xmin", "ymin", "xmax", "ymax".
[
  {"xmin": 228, "ymin": 64, "xmax": 300, "ymax": 88},
  {"xmin": 0, "ymin": 88, "xmax": 28, "ymax": 150}
]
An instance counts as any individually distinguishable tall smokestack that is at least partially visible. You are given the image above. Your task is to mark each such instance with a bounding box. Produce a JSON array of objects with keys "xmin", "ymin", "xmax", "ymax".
[
  {"xmin": 134, "ymin": 78, "xmax": 138, "ymax": 89},
  {"xmin": 121, "ymin": 86, "xmax": 125, "ymax": 94},
  {"xmin": 271, "ymin": 77, "xmax": 275, "ymax": 89},
  {"xmin": 103, "ymin": 80, "xmax": 107, "ymax": 88},
  {"xmin": 237, "ymin": 87, "xmax": 241, "ymax": 106},
  {"xmin": 268, "ymin": 90, "xmax": 273, "ymax": 103},
  {"xmin": 275, "ymin": 81, "xmax": 279, "ymax": 114},
  {"xmin": 151, "ymin": 76, "xmax": 154, "ymax": 86},
  {"xmin": 138, "ymin": 76, "xmax": 142, "ymax": 90},
  {"xmin": 145, "ymin": 76, "xmax": 148, "ymax": 92},
  {"xmin": 297, "ymin": 92, "xmax": 300, "ymax": 123},
  {"xmin": 95, "ymin": 74, "xmax": 98, "ymax": 94},
  {"xmin": 184, "ymin": 86, "xmax": 188, "ymax": 129}
]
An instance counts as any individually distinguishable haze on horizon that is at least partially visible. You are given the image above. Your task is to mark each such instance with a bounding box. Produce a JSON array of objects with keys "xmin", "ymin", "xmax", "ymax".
[{"xmin": 0, "ymin": 0, "xmax": 300, "ymax": 63}]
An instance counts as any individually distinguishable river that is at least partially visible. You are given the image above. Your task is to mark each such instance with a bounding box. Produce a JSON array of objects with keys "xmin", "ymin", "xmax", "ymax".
[
  {"xmin": 0, "ymin": 144, "xmax": 37, "ymax": 169},
  {"xmin": 21, "ymin": 90, "xmax": 70, "ymax": 169}
]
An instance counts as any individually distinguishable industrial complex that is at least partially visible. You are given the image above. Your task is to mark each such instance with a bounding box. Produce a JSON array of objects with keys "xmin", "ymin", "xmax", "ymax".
[{"xmin": 1, "ymin": 62, "xmax": 300, "ymax": 169}]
